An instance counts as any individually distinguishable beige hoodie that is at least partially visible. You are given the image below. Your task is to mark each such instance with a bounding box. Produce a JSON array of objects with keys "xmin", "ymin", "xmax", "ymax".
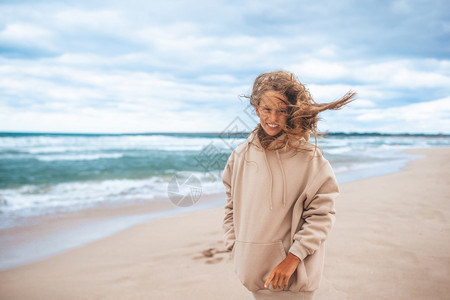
[{"xmin": 222, "ymin": 132, "xmax": 339, "ymax": 293}]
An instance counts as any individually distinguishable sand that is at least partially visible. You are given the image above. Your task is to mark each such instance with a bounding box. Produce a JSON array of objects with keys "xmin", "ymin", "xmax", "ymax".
[{"xmin": 0, "ymin": 147, "xmax": 449, "ymax": 299}]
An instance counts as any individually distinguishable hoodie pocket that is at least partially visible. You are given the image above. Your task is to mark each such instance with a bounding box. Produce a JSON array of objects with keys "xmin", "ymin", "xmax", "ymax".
[
  {"xmin": 288, "ymin": 243, "xmax": 325, "ymax": 292},
  {"xmin": 233, "ymin": 240, "xmax": 286, "ymax": 292},
  {"xmin": 288, "ymin": 259, "xmax": 309, "ymax": 292}
]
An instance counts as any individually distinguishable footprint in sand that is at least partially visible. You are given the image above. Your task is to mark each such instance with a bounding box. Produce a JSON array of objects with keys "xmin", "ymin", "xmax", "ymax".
[
  {"xmin": 193, "ymin": 247, "xmax": 230, "ymax": 264},
  {"xmin": 205, "ymin": 257, "xmax": 224, "ymax": 264}
]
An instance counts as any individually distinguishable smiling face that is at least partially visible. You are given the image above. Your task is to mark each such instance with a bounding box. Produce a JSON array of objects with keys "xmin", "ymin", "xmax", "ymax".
[{"xmin": 256, "ymin": 90, "xmax": 289, "ymax": 137}]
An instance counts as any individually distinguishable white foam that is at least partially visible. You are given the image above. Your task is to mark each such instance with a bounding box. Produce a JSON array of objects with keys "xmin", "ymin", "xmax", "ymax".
[
  {"xmin": 0, "ymin": 172, "xmax": 225, "ymax": 217},
  {"xmin": 323, "ymin": 146, "xmax": 353, "ymax": 154},
  {"xmin": 36, "ymin": 153, "xmax": 123, "ymax": 161},
  {"xmin": 0, "ymin": 135, "xmax": 246, "ymax": 153}
]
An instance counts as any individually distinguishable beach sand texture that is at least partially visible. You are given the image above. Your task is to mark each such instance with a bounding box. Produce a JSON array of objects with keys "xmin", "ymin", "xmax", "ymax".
[{"xmin": 0, "ymin": 148, "xmax": 449, "ymax": 299}]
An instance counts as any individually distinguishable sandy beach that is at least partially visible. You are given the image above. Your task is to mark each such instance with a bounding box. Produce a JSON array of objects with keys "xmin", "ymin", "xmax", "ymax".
[{"xmin": 0, "ymin": 147, "xmax": 449, "ymax": 299}]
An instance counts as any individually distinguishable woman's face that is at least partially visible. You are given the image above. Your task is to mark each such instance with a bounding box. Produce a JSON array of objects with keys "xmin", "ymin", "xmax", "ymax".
[{"xmin": 256, "ymin": 90, "xmax": 289, "ymax": 136}]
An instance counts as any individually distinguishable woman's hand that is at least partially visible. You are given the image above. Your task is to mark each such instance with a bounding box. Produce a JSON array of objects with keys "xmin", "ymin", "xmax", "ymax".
[{"xmin": 264, "ymin": 252, "xmax": 300, "ymax": 290}]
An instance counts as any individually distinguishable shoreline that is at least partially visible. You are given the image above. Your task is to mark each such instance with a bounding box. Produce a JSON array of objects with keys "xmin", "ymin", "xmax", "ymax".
[
  {"xmin": 0, "ymin": 192, "xmax": 225, "ymax": 271},
  {"xmin": 0, "ymin": 147, "xmax": 436, "ymax": 271},
  {"xmin": 0, "ymin": 147, "xmax": 449, "ymax": 299}
]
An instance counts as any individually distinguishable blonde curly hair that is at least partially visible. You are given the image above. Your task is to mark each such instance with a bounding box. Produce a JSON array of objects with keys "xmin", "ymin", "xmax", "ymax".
[{"xmin": 247, "ymin": 70, "xmax": 356, "ymax": 150}]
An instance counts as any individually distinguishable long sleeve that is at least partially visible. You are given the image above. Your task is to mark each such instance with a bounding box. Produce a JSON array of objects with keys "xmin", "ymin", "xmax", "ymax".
[
  {"xmin": 222, "ymin": 152, "xmax": 236, "ymax": 251},
  {"xmin": 289, "ymin": 161, "xmax": 339, "ymax": 261}
]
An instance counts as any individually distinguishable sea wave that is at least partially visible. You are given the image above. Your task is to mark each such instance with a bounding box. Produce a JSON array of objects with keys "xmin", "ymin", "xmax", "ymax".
[
  {"xmin": 36, "ymin": 153, "xmax": 124, "ymax": 162},
  {"xmin": 0, "ymin": 134, "xmax": 244, "ymax": 153},
  {"xmin": 1, "ymin": 132, "xmax": 449, "ymax": 223},
  {"xmin": 0, "ymin": 172, "xmax": 225, "ymax": 217}
]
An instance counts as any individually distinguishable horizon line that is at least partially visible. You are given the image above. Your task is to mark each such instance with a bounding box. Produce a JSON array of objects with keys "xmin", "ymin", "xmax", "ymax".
[{"xmin": 1, "ymin": 131, "xmax": 449, "ymax": 137}]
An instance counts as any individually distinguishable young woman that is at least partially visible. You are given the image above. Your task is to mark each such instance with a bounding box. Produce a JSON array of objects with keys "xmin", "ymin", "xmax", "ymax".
[{"xmin": 222, "ymin": 70, "xmax": 356, "ymax": 299}]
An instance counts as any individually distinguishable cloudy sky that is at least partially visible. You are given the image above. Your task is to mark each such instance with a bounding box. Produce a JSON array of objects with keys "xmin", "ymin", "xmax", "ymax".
[{"xmin": 0, "ymin": 0, "xmax": 449, "ymax": 134}]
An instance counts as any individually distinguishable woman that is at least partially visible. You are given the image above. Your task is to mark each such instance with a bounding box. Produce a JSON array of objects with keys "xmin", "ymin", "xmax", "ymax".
[{"xmin": 222, "ymin": 70, "xmax": 356, "ymax": 299}]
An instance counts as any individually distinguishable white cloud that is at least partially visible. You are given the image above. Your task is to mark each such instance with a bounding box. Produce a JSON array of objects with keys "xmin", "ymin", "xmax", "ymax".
[
  {"xmin": 361, "ymin": 60, "xmax": 450, "ymax": 88},
  {"xmin": 0, "ymin": 102, "xmax": 243, "ymax": 133},
  {"xmin": 0, "ymin": 23, "xmax": 51, "ymax": 41},
  {"xmin": 0, "ymin": 0, "xmax": 449, "ymax": 134},
  {"xmin": 307, "ymin": 84, "xmax": 356, "ymax": 101},
  {"xmin": 0, "ymin": 55, "xmax": 247, "ymax": 134},
  {"xmin": 391, "ymin": 0, "xmax": 412, "ymax": 14},
  {"xmin": 54, "ymin": 9, "xmax": 126, "ymax": 32},
  {"xmin": 324, "ymin": 97, "xmax": 450, "ymax": 134},
  {"xmin": 291, "ymin": 60, "xmax": 348, "ymax": 81},
  {"xmin": 348, "ymin": 99, "xmax": 376, "ymax": 108},
  {"xmin": 0, "ymin": 23, "xmax": 55, "ymax": 50},
  {"xmin": 292, "ymin": 58, "xmax": 450, "ymax": 89},
  {"xmin": 356, "ymin": 97, "xmax": 450, "ymax": 123}
]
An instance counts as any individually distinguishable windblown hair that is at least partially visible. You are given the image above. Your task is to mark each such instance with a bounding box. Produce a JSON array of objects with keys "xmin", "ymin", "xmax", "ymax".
[{"xmin": 247, "ymin": 70, "xmax": 356, "ymax": 150}]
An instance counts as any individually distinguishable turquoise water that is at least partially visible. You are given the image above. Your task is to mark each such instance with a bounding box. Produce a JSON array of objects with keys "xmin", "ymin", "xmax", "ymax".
[
  {"xmin": 0, "ymin": 132, "xmax": 449, "ymax": 270},
  {"xmin": 0, "ymin": 132, "xmax": 449, "ymax": 222}
]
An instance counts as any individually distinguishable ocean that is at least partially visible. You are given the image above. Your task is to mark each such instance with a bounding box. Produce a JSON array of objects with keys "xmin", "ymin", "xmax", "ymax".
[{"xmin": 1, "ymin": 132, "xmax": 449, "ymax": 229}]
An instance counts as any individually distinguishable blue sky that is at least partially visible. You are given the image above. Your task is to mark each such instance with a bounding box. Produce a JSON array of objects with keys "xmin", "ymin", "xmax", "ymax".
[{"xmin": 0, "ymin": 0, "xmax": 449, "ymax": 134}]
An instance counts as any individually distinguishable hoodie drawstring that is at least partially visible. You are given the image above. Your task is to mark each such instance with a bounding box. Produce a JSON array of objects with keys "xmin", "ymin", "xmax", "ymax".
[
  {"xmin": 262, "ymin": 149, "xmax": 273, "ymax": 210},
  {"xmin": 276, "ymin": 150, "xmax": 287, "ymax": 208},
  {"xmin": 263, "ymin": 149, "xmax": 287, "ymax": 210}
]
